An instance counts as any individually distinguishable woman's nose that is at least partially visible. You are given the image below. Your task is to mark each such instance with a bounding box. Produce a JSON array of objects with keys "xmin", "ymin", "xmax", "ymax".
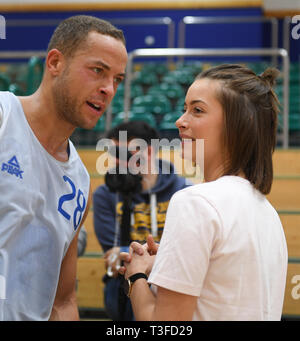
[{"xmin": 175, "ymin": 112, "xmax": 188, "ymax": 129}]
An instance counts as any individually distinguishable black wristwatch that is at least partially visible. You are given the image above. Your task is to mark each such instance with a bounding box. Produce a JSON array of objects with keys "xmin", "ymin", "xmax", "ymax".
[{"xmin": 123, "ymin": 273, "xmax": 148, "ymax": 298}]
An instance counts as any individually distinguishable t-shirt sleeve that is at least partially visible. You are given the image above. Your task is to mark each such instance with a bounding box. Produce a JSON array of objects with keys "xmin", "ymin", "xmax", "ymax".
[{"xmin": 148, "ymin": 188, "xmax": 222, "ymax": 297}]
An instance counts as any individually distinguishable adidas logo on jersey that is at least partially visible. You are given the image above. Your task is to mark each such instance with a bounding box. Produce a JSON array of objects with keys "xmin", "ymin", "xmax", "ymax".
[{"xmin": 1, "ymin": 155, "xmax": 24, "ymax": 179}]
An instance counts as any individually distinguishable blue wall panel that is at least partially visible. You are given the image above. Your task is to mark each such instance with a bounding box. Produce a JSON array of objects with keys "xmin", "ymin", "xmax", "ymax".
[{"xmin": 0, "ymin": 7, "xmax": 299, "ymax": 62}]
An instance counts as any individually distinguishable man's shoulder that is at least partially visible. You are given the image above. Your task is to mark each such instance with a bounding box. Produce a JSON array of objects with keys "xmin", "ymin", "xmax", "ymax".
[{"xmin": 93, "ymin": 183, "xmax": 115, "ymax": 200}]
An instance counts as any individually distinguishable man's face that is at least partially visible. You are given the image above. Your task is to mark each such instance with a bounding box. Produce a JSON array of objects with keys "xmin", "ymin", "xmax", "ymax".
[{"xmin": 52, "ymin": 31, "xmax": 128, "ymax": 129}]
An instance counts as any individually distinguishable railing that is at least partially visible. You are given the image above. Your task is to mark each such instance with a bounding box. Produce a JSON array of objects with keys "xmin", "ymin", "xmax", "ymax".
[
  {"xmin": 0, "ymin": 48, "xmax": 290, "ymax": 148},
  {"xmin": 178, "ymin": 16, "xmax": 279, "ymax": 65},
  {"xmin": 124, "ymin": 48, "xmax": 290, "ymax": 148},
  {"xmin": 0, "ymin": 51, "xmax": 46, "ymax": 59}
]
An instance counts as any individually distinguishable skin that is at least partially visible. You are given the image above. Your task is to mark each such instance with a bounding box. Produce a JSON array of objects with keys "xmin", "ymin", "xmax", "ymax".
[
  {"xmin": 119, "ymin": 78, "xmax": 228, "ymax": 321},
  {"xmin": 176, "ymin": 78, "xmax": 226, "ymax": 181},
  {"xmin": 17, "ymin": 31, "xmax": 128, "ymax": 320},
  {"xmin": 20, "ymin": 31, "xmax": 128, "ymax": 162}
]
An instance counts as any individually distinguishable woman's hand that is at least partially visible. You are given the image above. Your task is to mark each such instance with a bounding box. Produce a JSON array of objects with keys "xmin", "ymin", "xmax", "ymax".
[
  {"xmin": 119, "ymin": 235, "xmax": 159, "ymax": 278},
  {"xmin": 125, "ymin": 245, "xmax": 154, "ymax": 278}
]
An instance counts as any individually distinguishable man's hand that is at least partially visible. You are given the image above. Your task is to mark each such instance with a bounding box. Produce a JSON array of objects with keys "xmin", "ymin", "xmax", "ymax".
[{"xmin": 104, "ymin": 246, "xmax": 121, "ymax": 278}]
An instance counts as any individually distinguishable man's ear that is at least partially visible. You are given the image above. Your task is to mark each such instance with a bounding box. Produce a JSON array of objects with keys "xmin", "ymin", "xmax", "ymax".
[{"xmin": 46, "ymin": 49, "xmax": 65, "ymax": 76}]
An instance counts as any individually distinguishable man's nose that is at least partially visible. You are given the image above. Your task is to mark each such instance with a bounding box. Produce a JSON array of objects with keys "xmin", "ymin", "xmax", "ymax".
[{"xmin": 98, "ymin": 78, "xmax": 115, "ymax": 99}]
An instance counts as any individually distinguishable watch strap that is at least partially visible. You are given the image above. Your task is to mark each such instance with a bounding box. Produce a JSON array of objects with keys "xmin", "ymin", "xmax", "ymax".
[
  {"xmin": 126, "ymin": 273, "xmax": 148, "ymax": 298},
  {"xmin": 129, "ymin": 272, "xmax": 148, "ymax": 283}
]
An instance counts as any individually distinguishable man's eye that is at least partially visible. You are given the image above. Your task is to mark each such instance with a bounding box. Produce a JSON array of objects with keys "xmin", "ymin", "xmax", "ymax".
[
  {"xmin": 114, "ymin": 77, "xmax": 124, "ymax": 85},
  {"xmin": 93, "ymin": 67, "xmax": 103, "ymax": 74}
]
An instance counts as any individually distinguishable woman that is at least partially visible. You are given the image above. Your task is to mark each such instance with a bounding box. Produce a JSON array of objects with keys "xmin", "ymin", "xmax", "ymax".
[{"xmin": 119, "ymin": 64, "xmax": 288, "ymax": 321}]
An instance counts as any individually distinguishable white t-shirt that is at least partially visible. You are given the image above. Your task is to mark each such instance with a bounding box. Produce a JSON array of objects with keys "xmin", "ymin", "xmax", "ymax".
[{"xmin": 148, "ymin": 176, "xmax": 288, "ymax": 321}]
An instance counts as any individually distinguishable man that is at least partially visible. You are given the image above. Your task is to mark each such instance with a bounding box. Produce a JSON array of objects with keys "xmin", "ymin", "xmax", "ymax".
[
  {"xmin": 93, "ymin": 120, "xmax": 191, "ymax": 320},
  {"xmin": 0, "ymin": 15, "xmax": 127, "ymax": 320}
]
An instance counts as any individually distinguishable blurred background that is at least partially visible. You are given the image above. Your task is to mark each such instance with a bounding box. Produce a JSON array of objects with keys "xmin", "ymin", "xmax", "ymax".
[{"xmin": 0, "ymin": 0, "xmax": 299, "ymax": 321}]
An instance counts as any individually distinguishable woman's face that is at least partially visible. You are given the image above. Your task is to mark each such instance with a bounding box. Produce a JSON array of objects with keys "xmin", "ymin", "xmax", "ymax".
[{"xmin": 176, "ymin": 78, "xmax": 226, "ymax": 181}]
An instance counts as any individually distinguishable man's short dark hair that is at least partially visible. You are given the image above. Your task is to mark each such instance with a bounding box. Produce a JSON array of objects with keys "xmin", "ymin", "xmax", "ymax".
[
  {"xmin": 107, "ymin": 120, "xmax": 160, "ymax": 145},
  {"xmin": 47, "ymin": 15, "xmax": 125, "ymax": 58}
]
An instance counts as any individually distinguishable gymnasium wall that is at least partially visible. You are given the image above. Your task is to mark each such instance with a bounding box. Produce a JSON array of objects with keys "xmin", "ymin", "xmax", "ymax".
[
  {"xmin": 0, "ymin": 0, "xmax": 299, "ymax": 62},
  {"xmin": 0, "ymin": 0, "xmax": 298, "ymax": 319}
]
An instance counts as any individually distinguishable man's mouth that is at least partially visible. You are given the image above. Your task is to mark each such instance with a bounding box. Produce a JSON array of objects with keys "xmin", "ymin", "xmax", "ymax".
[{"xmin": 86, "ymin": 101, "xmax": 103, "ymax": 112}]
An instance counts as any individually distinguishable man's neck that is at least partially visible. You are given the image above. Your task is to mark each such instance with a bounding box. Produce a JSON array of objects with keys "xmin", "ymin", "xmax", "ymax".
[
  {"xmin": 142, "ymin": 172, "xmax": 158, "ymax": 192},
  {"xmin": 18, "ymin": 88, "xmax": 74, "ymax": 162}
]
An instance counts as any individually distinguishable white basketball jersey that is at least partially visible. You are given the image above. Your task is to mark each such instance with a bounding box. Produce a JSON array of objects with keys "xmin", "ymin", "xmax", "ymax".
[{"xmin": 0, "ymin": 91, "xmax": 90, "ymax": 320}]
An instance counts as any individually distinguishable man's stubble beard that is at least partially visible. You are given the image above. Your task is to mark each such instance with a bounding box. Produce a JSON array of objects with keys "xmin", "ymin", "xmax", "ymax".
[{"xmin": 51, "ymin": 67, "xmax": 87, "ymax": 129}]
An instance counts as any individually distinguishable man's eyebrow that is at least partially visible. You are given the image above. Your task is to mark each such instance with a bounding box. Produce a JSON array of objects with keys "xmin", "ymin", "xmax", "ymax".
[
  {"xmin": 93, "ymin": 60, "xmax": 126, "ymax": 77},
  {"xmin": 94, "ymin": 60, "xmax": 110, "ymax": 70}
]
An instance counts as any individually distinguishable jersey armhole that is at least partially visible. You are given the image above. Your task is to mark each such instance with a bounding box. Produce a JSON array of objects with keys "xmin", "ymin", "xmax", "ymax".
[{"xmin": 0, "ymin": 105, "xmax": 3, "ymax": 129}]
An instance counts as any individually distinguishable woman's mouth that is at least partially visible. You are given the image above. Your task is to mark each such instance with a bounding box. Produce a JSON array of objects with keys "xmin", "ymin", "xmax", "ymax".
[{"xmin": 180, "ymin": 134, "xmax": 196, "ymax": 141}]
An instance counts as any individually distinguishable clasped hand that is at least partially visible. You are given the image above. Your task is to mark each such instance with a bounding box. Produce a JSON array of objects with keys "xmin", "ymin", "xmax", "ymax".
[{"xmin": 119, "ymin": 235, "xmax": 159, "ymax": 279}]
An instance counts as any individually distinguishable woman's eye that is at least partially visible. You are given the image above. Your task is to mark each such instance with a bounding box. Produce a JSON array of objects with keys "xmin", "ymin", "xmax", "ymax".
[{"xmin": 193, "ymin": 107, "xmax": 203, "ymax": 114}]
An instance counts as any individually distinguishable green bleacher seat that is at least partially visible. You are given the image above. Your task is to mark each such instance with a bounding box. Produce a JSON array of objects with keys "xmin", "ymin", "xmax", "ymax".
[
  {"xmin": 162, "ymin": 70, "xmax": 194, "ymax": 87},
  {"xmin": 289, "ymin": 113, "xmax": 300, "ymax": 131},
  {"xmin": 174, "ymin": 97, "xmax": 185, "ymax": 112},
  {"xmin": 112, "ymin": 111, "xmax": 156, "ymax": 128},
  {"xmin": 0, "ymin": 73, "xmax": 10, "ymax": 91},
  {"xmin": 110, "ymin": 96, "xmax": 124, "ymax": 115},
  {"xmin": 133, "ymin": 71, "xmax": 159, "ymax": 87},
  {"xmin": 290, "ymin": 73, "xmax": 299, "ymax": 84},
  {"xmin": 92, "ymin": 118, "xmax": 106, "ymax": 132},
  {"xmin": 139, "ymin": 62, "xmax": 169, "ymax": 77},
  {"xmin": 8, "ymin": 83, "xmax": 25, "ymax": 95},
  {"xmin": 115, "ymin": 83, "xmax": 144, "ymax": 99},
  {"xmin": 290, "ymin": 85, "xmax": 300, "ymax": 98},
  {"xmin": 131, "ymin": 84, "xmax": 144, "ymax": 98},
  {"xmin": 278, "ymin": 113, "xmax": 300, "ymax": 132},
  {"xmin": 290, "ymin": 62, "xmax": 299, "ymax": 72},
  {"xmin": 247, "ymin": 62, "xmax": 270, "ymax": 74},
  {"xmin": 176, "ymin": 62, "xmax": 202, "ymax": 77},
  {"xmin": 148, "ymin": 83, "xmax": 184, "ymax": 102},
  {"xmin": 159, "ymin": 112, "xmax": 181, "ymax": 130},
  {"xmin": 26, "ymin": 56, "xmax": 44, "ymax": 95},
  {"xmin": 159, "ymin": 112, "xmax": 181, "ymax": 139},
  {"xmin": 274, "ymin": 84, "xmax": 299, "ymax": 107},
  {"xmin": 132, "ymin": 94, "xmax": 172, "ymax": 115}
]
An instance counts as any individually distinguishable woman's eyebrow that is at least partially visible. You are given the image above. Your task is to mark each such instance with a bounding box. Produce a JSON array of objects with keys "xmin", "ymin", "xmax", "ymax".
[{"xmin": 190, "ymin": 99, "xmax": 207, "ymax": 105}]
